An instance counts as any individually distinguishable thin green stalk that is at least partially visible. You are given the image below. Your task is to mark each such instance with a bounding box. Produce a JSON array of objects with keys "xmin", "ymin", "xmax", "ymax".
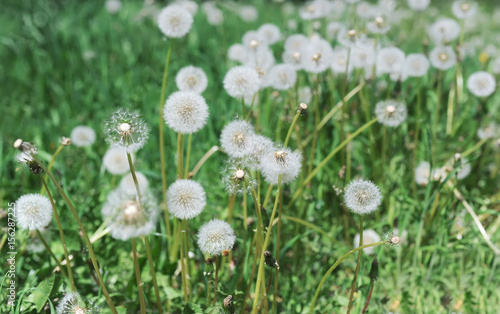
[
  {"xmin": 340, "ymin": 47, "xmax": 352, "ymax": 166},
  {"xmin": 143, "ymin": 237, "xmax": 164, "ymax": 313},
  {"xmin": 462, "ymin": 137, "xmax": 488, "ymax": 158},
  {"xmin": 347, "ymin": 216, "xmax": 363, "ymax": 314},
  {"xmin": 36, "ymin": 229, "xmax": 67, "ymax": 278},
  {"xmin": 433, "ymin": 71, "xmax": 444, "ymax": 143},
  {"xmin": 309, "ymin": 240, "xmax": 387, "ymax": 313},
  {"xmin": 272, "ymin": 188, "xmax": 283, "ymax": 313},
  {"xmin": 213, "ymin": 256, "xmax": 221, "ymax": 305},
  {"xmin": 179, "ymin": 219, "xmax": 189, "ymax": 302},
  {"xmin": 184, "ymin": 134, "xmax": 192, "ymax": 179},
  {"xmin": 32, "ymin": 155, "xmax": 117, "ymax": 313},
  {"xmin": 242, "ymin": 97, "xmax": 246, "ymax": 117},
  {"xmin": 412, "ymin": 81, "xmax": 423, "ymax": 198},
  {"xmin": 40, "ymin": 176, "xmax": 75, "ymax": 291},
  {"xmin": 243, "ymin": 182, "xmax": 248, "ymax": 230},
  {"xmin": 189, "ymin": 146, "xmax": 219, "ymax": 178},
  {"xmin": 41, "ymin": 144, "xmax": 64, "ymax": 195},
  {"xmin": 159, "ymin": 40, "xmax": 173, "ymax": 238},
  {"xmin": 177, "ymin": 133, "xmax": 184, "ymax": 178},
  {"xmin": 446, "ymin": 85, "xmax": 456, "ymax": 135},
  {"xmin": 284, "ymin": 110, "xmax": 301, "ymax": 148},
  {"xmin": 131, "ymin": 238, "xmax": 147, "ymax": 314}
]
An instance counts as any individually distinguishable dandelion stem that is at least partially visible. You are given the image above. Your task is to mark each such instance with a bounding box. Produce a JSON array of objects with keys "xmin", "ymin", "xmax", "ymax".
[
  {"xmin": 179, "ymin": 219, "xmax": 189, "ymax": 302},
  {"xmin": 32, "ymin": 155, "xmax": 118, "ymax": 313},
  {"xmin": 189, "ymin": 146, "xmax": 219, "ymax": 178},
  {"xmin": 461, "ymin": 137, "xmax": 488, "ymax": 159},
  {"xmin": 40, "ymin": 144, "xmax": 65, "ymax": 195},
  {"xmin": 131, "ymin": 238, "xmax": 147, "ymax": 314},
  {"xmin": 446, "ymin": 85, "xmax": 456, "ymax": 135},
  {"xmin": 272, "ymin": 188, "xmax": 283, "ymax": 313},
  {"xmin": 213, "ymin": 256, "xmax": 221, "ymax": 305},
  {"xmin": 40, "ymin": 176, "xmax": 76, "ymax": 291},
  {"xmin": 144, "ymin": 236, "xmax": 164, "ymax": 313},
  {"xmin": 309, "ymin": 240, "xmax": 387, "ymax": 313},
  {"xmin": 284, "ymin": 110, "xmax": 301, "ymax": 148},
  {"xmin": 177, "ymin": 133, "xmax": 184, "ymax": 178},
  {"xmin": 36, "ymin": 228, "xmax": 67, "ymax": 278},
  {"xmin": 347, "ymin": 216, "xmax": 363, "ymax": 314},
  {"xmin": 184, "ymin": 133, "xmax": 192, "ymax": 179}
]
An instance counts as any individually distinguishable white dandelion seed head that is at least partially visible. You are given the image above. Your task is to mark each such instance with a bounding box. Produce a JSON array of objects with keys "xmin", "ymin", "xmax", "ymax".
[
  {"xmin": 415, "ymin": 161, "xmax": 431, "ymax": 186},
  {"xmin": 375, "ymin": 100, "xmax": 407, "ymax": 127},
  {"xmin": 337, "ymin": 28, "xmax": 367, "ymax": 49},
  {"xmin": 452, "ymin": 0, "xmax": 478, "ymax": 19},
  {"xmin": 299, "ymin": 0, "xmax": 331, "ymax": 20},
  {"xmin": 167, "ymin": 179, "xmax": 206, "ymax": 220},
  {"xmin": 429, "ymin": 18, "xmax": 461, "ymax": 44},
  {"xmin": 326, "ymin": 22, "xmax": 346, "ymax": 40},
  {"xmin": 284, "ymin": 34, "xmax": 309, "ymax": 52},
  {"xmin": 242, "ymin": 30, "xmax": 266, "ymax": 50},
  {"xmin": 302, "ymin": 39, "xmax": 334, "ymax": 73},
  {"xmin": 260, "ymin": 147, "xmax": 303, "ymax": 185},
  {"xmin": 102, "ymin": 188, "xmax": 158, "ymax": 241},
  {"xmin": 175, "ymin": 66, "xmax": 208, "ymax": 94},
  {"xmin": 379, "ymin": 0, "xmax": 397, "ymax": 11},
  {"xmin": 467, "ymin": 71, "xmax": 496, "ymax": 98},
  {"xmin": 223, "ymin": 66, "xmax": 261, "ymax": 98},
  {"xmin": 221, "ymin": 159, "xmax": 257, "ymax": 195},
  {"xmin": 477, "ymin": 122, "xmax": 498, "ymax": 139},
  {"xmin": 220, "ymin": 120, "xmax": 255, "ymax": 158},
  {"xmin": 105, "ymin": 0, "xmax": 122, "ymax": 14},
  {"xmin": 157, "ymin": 4, "xmax": 193, "ymax": 38},
  {"xmin": 56, "ymin": 292, "xmax": 94, "ymax": 314},
  {"xmin": 197, "ymin": 219, "xmax": 236, "ymax": 256},
  {"xmin": 376, "ymin": 47, "xmax": 405, "ymax": 77},
  {"xmin": 403, "ymin": 53, "xmax": 430, "ymax": 78},
  {"xmin": 243, "ymin": 134, "xmax": 275, "ymax": 168},
  {"xmin": 344, "ymin": 179, "xmax": 382, "ymax": 215},
  {"xmin": 175, "ymin": 0, "xmax": 198, "ymax": 15},
  {"xmin": 70, "ymin": 126, "xmax": 96, "ymax": 147},
  {"xmin": 455, "ymin": 158, "xmax": 471, "ymax": 179},
  {"xmin": 258, "ymin": 23, "xmax": 281, "ymax": 45},
  {"xmin": 429, "ymin": 46, "xmax": 457, "ymax": 70},
  {"xmin": 206, "ymin": 7, "xmax": 223, "ymax": 25},
  {"xmin": 350, "ymin": 44, "xmax": 375, "ymax": 69},
  {"xmin": 15, "ymin": 194, "xmax": 52, "ymax": 231},
  {"xmin": 331, "ymin": 47, "xmax": 353, "ymax": 75},
  {"xmin": 104, "ymin": 108, "xmax": 149, "ymax": 153},
  {"xmin": 354, "ymin": 229, "xmax": 381, "ymax": 255},
  {"xmin": 391, "ymin": 228, "xmax": 408, "ymax": 245},
  {"xmin": 366, "ymin": 14, "xmax": 391, "ymax": 34},
  {"xmin": 298, "ymin": 86, "xmax": 313, "ymax": 103},
  {"xmin": 268, "ymin": 64, "xmax": 297, "ymax": 90},
  {"xmin": 283, "ymin": 49, "xmax": 304, "ymax": 70},
  {"xmin": 119, "ymin": 171, "xmax": 149, "ymax": 196},
  {"xmin": 103, "ymin": 146, "xmax": 132, "ymax": 175},
  {"xmin": 239, "ymin": 5, "xmax": 258, "ymax": 22},
  {"xmin": 228, "ymin": 44, "xmax": 249, "ymax": 63},
  {"xmin": 244, "ymin": 46, "xmax": 276, "ymax": 71},
  {"xmin": 408, "ymin": 0, "xmax": 430, "ymax": 11},
  {"xmin": 356, "ymin": 2, "xmax": 374, "ymax": 19},
  {"xmin": 164, "ymin": 91, "xmax": 209, "ymax": 134}
]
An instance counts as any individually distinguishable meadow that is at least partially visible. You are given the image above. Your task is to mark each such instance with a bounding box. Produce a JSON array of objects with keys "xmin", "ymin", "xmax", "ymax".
[{"xmin": 1, "ymin": 0, "xmax": 500, "ymax": 313}]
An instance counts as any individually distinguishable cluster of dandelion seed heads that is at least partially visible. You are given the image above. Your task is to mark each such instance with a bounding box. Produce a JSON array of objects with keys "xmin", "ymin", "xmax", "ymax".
[
  {"xmin": 259, "ymin": 147, "xmax": 303, "ymax": 185},
  {"xmin": 197, "ymin": 219, "xmax": 236, "ymax": 256},
  {"xmin": 15, "ymin": 194, "xmax": 52, "ymax": 231},
  {"xmin": 353, "ymin": 229, "xmax": 381, "ymax": 255},
  {"xmin": 70, "ymin": 126, "xmax": 96, "ymax": 147},
  {"xmin": 243, "ymin": 134, "xmax": 275, "ymax": 168},
  {"xmin": 164, "ymin": 90, "xmax": 209, "ymax": 134},
  {"xmin": 104, "ymin": 108, "xmax": 149, "ymax": 153},
  {"xmin": 176, "ymin": 65, "xmax": 208, "ymax": 94},
  {"xmin": 157, "ymin": 4, "xmax": 193, "ymax": 38},
  {"xmin": 102, "ymin": 188, "xmax": 158, "ymax": 241},
  {"xmin": 167, "ymin": 179, "xmax": 206, "ymax": 220},
  {"xmin": 375, "ymin": 100, "xmax": 407, "ymax": 127},
  {"xmin": 220, "ymin": 120, "xmax": 255, "ymax": 158},
  {"xmin": 344, "ymin": 179, "xmax": 382, "ymax": 215}
]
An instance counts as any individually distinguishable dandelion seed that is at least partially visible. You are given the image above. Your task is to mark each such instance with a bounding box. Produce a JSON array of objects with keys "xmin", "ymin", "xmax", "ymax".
[
  {"xmin": 167, "ymin": 179, "xmax": 206, "ymax": 220},
  {"xmin": 197, "ymin": 219, "xmax": 236, "ymax": 256},
  {"xmin": 220, "ymin": 120, "xmax": 255, "ymax": 158},
  {"xmin": 104, "ymin": 108, "xmax": 149, "ymax": 153},
  {"xmin": 163, "ymin": 91, "xmax": 209, "ymax": 134},
  {"xmin": 70, "ymin": 126, "xmax": 96, "ymax": 147},
  {"xmin": 119, "ymin": 171, "xmax": 149, "ymax": 196},
  {"xmin": 15, "ymin": 194, "xmax": 52, "ymax": 231},
  {"xmin": 223, "ymin": 66, "xmax": 261, "ymax": 98},
  {"xmin": 157, "ymin": 4, "xmax": 193, "ymax": 38},
  {"xmin": 353, "ymin": 229, "xmax": 381, "ymax": 255},
  {"xmin": 268, "ymin": 64, "xmax": 297, "ymax": 90},
  {"xmin": 260, "ymin": 147, "xmax": 302, "ymax": 185},
  {"xmin": 467, "ymin": 71, "xmax": 496, "ymax": 98},
  {"xmin": 176, "ymin": 66, "xmax": 208, "ymax": 94},
  {"xmin": 102, "ymin": 188, "xmax": 158, "ymax": 241},
  {"xmin": 344, "ymin": 179, "xmax": 382, "ymax": 215},
  {"xmin": 429, "ymin": 46, "xmax": 457, "ymax": 70},
  {"xmin": 103, "ymin": 146, "xmax": 133, "ymax": 175},
  {"xmin": 298, "ymin": 86, "xmax": 313, "ymax": 103},
  {"xmin": 375, "ymin": 100, "xmax": 407, "ymax": 127}
]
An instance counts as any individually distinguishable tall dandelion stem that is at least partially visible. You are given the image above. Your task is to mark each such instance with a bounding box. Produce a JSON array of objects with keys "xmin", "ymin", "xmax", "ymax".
[
  {"xmin": 132, "ymin": 238, "xmax": 147, "ymax": 314},
  {"xmin": 36, "ymin": 229, "xmax": 67, "ymax": 278},
  {"xmin": 179, "ymin": 219, "xmax": 189, "ymax": 302},
  {"xmin": 144, "ymin": 237, "xmax": 164, "ymax": 313},
  {"xmin": 347, "ymin": 216, "xmax": 363, "ymax": 314},
  {"xmin": 184, "ymin": 133, "xmax": 192, "ymax": 178},
  {"xmin": 177, "ymin": 133, "xmax": 185, "ymax": 179}
]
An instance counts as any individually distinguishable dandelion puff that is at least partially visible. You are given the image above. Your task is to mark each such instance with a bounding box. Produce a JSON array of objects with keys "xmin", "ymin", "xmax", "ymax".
[
  {"xmin": 197, "ymin": 219, "xmax": 236, "ymax": 256},
  {"xmin": 366, "ymin": 15, "xmax": 391, "ymax": 35},
  {"xmin": 163, "ymin": 91, "xmax": 209, "ymax": 134},
  {"xmin": 223, "ymin": 66, "xmax": 261, "ymax": 98},
  {"xmin": 326, "ymin": 22, "xmax": 346, "ymax": 40},
  {"xmin": 344, "ymin": 179, "xmax": 382, "ymax": 215},
  {"xmin": 302, "ymin": 38, "xmax": 334, "ymax": 73},
  {"xmin": 415, "ymin": 161, "xmax": 431, "ymax": 186},
  {"xmin": 376, "ymin": 47, "xmax": 405, "ymax": 77},
  {"xmin": 283, "ymin": 49, "xmax": 304, "ymax": 70},
  {"xmin": 105, "ymin": 0, "xmax": 122, "ymax": 14},
  {"xmin": 258, "ymin": 23, "xmax": 281, "ymax": 45},
  {"xmin": 157, "ymin": 4, "xmax": 193, "ymax": 38},
  {"xmin": 228, "ymin": 44, "xmax": 249, "ymax": 63},
  {"xmin": 268, "ymin": 64, "xmax": 297, "ymax": 90},
  {"xmin": 221, "ymin": 159, "xmax": 257, "ymax": 195},
  {"xmin": 452, "ymin": 0, "xmax": 478, "ymax": 19},
  {"xmin": 242, "ymin": 30, "xmax": 266, "ymax": 50},
  {"xmin": 56, "ymin": 292, "xmax": 97, "ymax": 314},
  {"xmin": 298, "ymin": 86, "xmax": 313, "ymax": 103},
  {"xmin": 220, "ymin": 120, "xmax": 255, "ymax": 158},
  {"xmin": 403, "ymin": 53, "xmax": 430, "ymax": 78},
  {"xmin": 477, "ymin": 122, "xmax": 498, "ymax": 139},
  {"xmin": 244, "ymin": 47, "xmax": 276, "ymax": 71},
  {"xmin": 429, "ymin": 46, "xmax": 457, "ymax": 71},
  {"xmin": 70, "ymin": 126, "xmax": 96, "ymax": 147},
  {"xmin": 243, "ymin": 134, "xmax": 275, "ymax": 168},
  {"xmin": 175, "ymin": 66, "xmax": 208, "ymax": 94},
  {"xmin": 284, "ymin": 34, "xmax": 309, "ymax": 52},
  {"xmin": 408, "ymin": 0, "xmax": 430, "ymax": 11},
  {"xmin": 205, "ymin": 7, "xmax": 223, "ymax": 26},
  {"xmin": 337, "ymin": 28, "xmax": 367, "ymax": 49},
  {"xmin": 429, "ymin": 18, "xmax": 461, "ymax": 44},
  {"xmin": 104, "ymin": 108, "xmax": 149, "ymax": 153},
  {"xmin": 239, "ymin": 5, "xmax": 258, "ymax": 22},
  {"xmin": 119, "ymin": 171, "xmax": 149, "ymax": 195},
  {"xmin": 176, "ymin": 0, "xmax": 198, "ymax": 15},
  {"xmin": 353, "ymin": 229, "xmax": 381, "ymax": 255},
  {"xmin": 102, "ymin": 188, "xmax": 158, "ymax": 241},
  {"xmin": 467, "ymin": 71, "xmax": 496, "ymax": 98},
  {"xmin": 260, "ymin": 147, "xmax": 303, "ymax": 185},
  {"xmin": 15, "ymin": 194, "xmax": 52, "ymax": 231},
  {"xmin": 350, "ymin": 44, "xmax": 375, "ymax": 70},
  {"xmin": 103, "ymin": 146, "xmax": 133, "ymax": 175},
  {"xmin": 167, "ymin": 179, "xmax": 206, "ymax": 220},
  {"xmin": 375, "ymin": 100, "xmax": 407, "ymax": 127},
  {"xmin": 331, "ymin": 48, "xmax": 353, "ymax": 75}
]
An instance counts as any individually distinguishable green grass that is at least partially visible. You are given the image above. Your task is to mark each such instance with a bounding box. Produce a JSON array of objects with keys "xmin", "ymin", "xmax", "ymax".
[{"xmin": 1, "ymin": 0, "xmax": 500, "ymax": 313}]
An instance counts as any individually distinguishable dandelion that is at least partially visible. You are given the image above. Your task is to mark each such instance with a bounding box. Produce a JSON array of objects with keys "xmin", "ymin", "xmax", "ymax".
[
  {"xmin": 197, "ymin": 219, "xmax": 236, "ymax": 256},
  {"xmin": 337, "ymin": 28, "xmax": 366, "ymax": 49},
  {"xmin": 298, "ymin": 86, "xmax": 313, "ymax": 103},
  {"xmin": 228, "ymin": 44, "xmax": 249, "ymax": 63},
  {"xmin": 244, "ymin": 134, "xmax": 275, "ymax": 168},
  {"xmin": 466, "ymin": 71, "xmax": 496, "ymax": 98},
  {"xmin": 15, "ymin": 194, "xmax": 52, "ymax": 231},
  {"xmin": 163, "ymin": 91, "xmax": 209, "ymax": 134},
  {"xmin": 403, "ymin": 53, "xmax": 430, "ymax": 78},
  {"xmin": 223, "ymin": 66, "xmax": 261, "ymax": 98},
  {"xmin": 429, "ymin": 18, "xmax": 461, "ymax": 44},
  {"xmin": 302, "ymin": 38, "xmax": 334, "ymax": 73},
  {"xmin": 350, "ymin": 44, "xmax": 375, "ymax": 70},
  {"xmin": 103, "ymin": 146, "xmax": 132, "ymax": 175},
  {"xmin": 415, "ymin": 161, "xmax": 431, "ymax": 186},
  {"xmin": 175, "ymin": 66, "xmax": 208, "ymax": 94},
  {"xmin": 157, "ymin": 4, "xmax": 193, "ymax": 38},
  {"xmin": 105, "ymin": 0, "xmax": 122, "ymax": 14},
  {"xmin": 245, "ymin": 47, "xmax": 276, "ymax": 72},
  {"xmin": 356, "ymin": 2, "xmax": 373, "ymax": 19},
  {"xmin": 176, "ymin": 0, "xmax": 198, "ymax": 15},
  {"xmin": 242, "ymin": 30, "xmax": 266, "ymax": 50},
  {"xmin": 299, "ymin": 1, "xmax": 330, "ymax": 20},
  {"xmin": 260, "ymin": 147, "xmax": 303, "ymax": 185},
  {"xmin": 408, "ymin": 0, "xmax": 430, "ymax": 10},
  {"xmin": 167, "ymin": 179, "xmax": 206, "ymax": 220},
  {"xmin": 104, "ymin": 108, "xmax": 149, "ymax": 153},
  {"xmin": 344, "ymin": 179, "xmax": 382, "ymax": 215},
  {"xmin": 455, "ymin": 158, "xmax": 471, "ymax": 180},
  {"xmin": 354, "ymin": 229, "xmax": 381, "ymax": 255},
  {"xmin": 283, "ymin": 48, "xmax": 304, "ymax": 70},
  {"xmin": 376, "ymin": 47, "xmax": 405, "ymax": 77},
  {"xmin": 239, "ymin": 5, "xmax": 258, "ymax": 22},
  {"xmin": 119, "ymin": 171, "xmax": 149, "ymax": 195},
  {"xmin": 268, "ymin": 64, "xmax": 297, "ymax": 90},
  {"xmin": 477, "ymin": 122, "xmax": 497, "ymax": 139},
  {"xmin": 102, "ymin": 188, "xmax": 158, "ymax": 241},
  {"xmin": 429, "ymin": 46, "xmax": 457, "ymax": 70},
  {"xmin": 331, "ymin": 48, "xmax": 352, "ymax": 75},
  {"xmin": 452, "ymin": 1, "xmax": 478, "ymax": 19},
  {"xmin": 220, "ymin": 120, "xmax": 255, "ymax": 158},
  {"xmin": 367, "ymin": 15, "xmax": 391, "ymax": 34},
  {"xmin": 221, "ymin": 159, "xmax": 257, "ymax": 195},
  {"xmin": 56, "ymin": 292, "xmax": 97, "ymax": 314},
  {"xmin": 206, "ymin": 7, "xmax": 223, "ymax": 26},
  {"xmin": 326, "ymin": 22, "xmax": 346, "ymax": 40},
  {"xmin": 375, "ymin": 100, "xmax": 407, "ymax": 127},
  {"xmin": 70, "ymin": 126, "xmax": 96, "ymax": 147},
  {"xmin": 284, "ymin": 34, "xmax": 309, "ymax": 51},
  {"xmin": 258, "ymin": 23, "xmax": 281, "ymax": 45}
]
